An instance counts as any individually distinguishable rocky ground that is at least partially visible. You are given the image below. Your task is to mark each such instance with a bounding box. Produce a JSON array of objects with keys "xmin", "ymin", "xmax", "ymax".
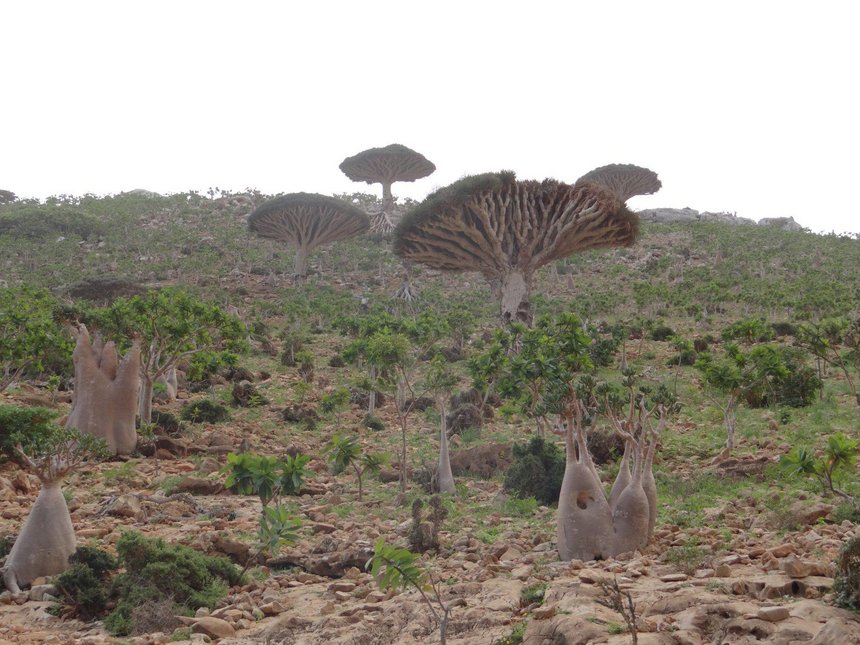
[{"xmin": 2, "ymin": 419, "xmax": 859, "ymax": 645}]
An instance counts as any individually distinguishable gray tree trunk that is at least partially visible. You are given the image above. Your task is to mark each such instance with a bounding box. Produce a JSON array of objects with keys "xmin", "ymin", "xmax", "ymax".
[{"xmin": 500, "ymin": 270, "xmax": 532, "ymax": 326}]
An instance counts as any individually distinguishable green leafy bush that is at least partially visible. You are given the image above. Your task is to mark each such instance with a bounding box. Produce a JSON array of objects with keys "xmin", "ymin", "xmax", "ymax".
[
  {"xmin": 224, "ymin": 451, "xmax": 311, "ymax": 505},
  {"xmin": 649, "ymin": 324, "xmax": 676, "ymax": 341},
  {"xmin": 0, "ymin": 205, "xmax": 104, "ymax": 240},
  {"xmin": 180, "ymin": 399, "xmax": 230, "ymax": 423},
  {"xmin": 104, "ymin": 532, "xmax": 240, "ymax": 635},
  {"xmin": 54, "ymin": 546, "xmax": 118, "ymax": 620},
  {"xmin": 503, "ymin": 436, "xmax": 565, "ymax": 505},
  {"xmin": 362, "ymin": 414, "xmax": 385, "ymax": 431},
  {"xmin": 0, "ymin": 287, "xmax": 74, "ymax": 390},
  {"xmin": 0, "ymin": 404, "xmax": 62, "ymax": 459}
]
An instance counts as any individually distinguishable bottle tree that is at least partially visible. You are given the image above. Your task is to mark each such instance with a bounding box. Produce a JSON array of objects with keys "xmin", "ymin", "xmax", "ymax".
[
  {"xmin": 0, "ymin": 405, "xmax": 106, "ymax": 592},
  {"xmin": 88, "ymin": 288, "xmax": 247, "ymax": 426}
]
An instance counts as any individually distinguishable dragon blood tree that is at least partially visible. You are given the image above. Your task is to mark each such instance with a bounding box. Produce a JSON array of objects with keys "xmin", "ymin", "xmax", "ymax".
[
  {"xmin": 248, "ymin": 193, "xmax": 369, "ymax": 279},
  {"xmin": 339, "ymin": 144, "xmax": 436, "ymax": 234},
  {"xmin": 575, "ymin": 163, "xmax": 662, "ymax": 202},
  {"xmin": 394, "ymin": 172, "xmax": 643, "ymax": 325}
]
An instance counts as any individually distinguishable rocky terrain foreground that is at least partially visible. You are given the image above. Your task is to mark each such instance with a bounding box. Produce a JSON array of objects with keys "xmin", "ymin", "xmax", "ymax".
[{"xmin": 1, "ymin": 425, "xmax": 859, "ymax": 645}]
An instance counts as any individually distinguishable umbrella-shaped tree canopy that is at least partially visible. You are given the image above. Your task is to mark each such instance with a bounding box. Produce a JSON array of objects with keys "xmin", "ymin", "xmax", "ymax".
[
  {"xmin": 394, "ymin": 172, "xmax": 641, "ymax": 324},
  {"xmin": 339, "ymin": 144, "xmax": 436, "ymax": 233},
  {"xmin": 575, "ymin": 163, "xmax": 661, "ymax": 202},
  {"xmin": 248, "ymin": 193, "xmax": 369, "ymax": 278}
]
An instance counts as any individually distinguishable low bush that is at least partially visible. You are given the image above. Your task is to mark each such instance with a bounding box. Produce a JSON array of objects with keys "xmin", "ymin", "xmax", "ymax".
[
  {"xmin": 362, "ymin": 414, "xmax": 385, "ymax": 431},
  {"xmin": 503, "ymin": 436, "xmax": 565, "ymax": 505},
  {"xmin": 105, "ymin": 532, "xmax": 241, "ymax": 635},
  {"xmin": 180, "ymin": 400, "xmax": 230, "ymax": 423}
]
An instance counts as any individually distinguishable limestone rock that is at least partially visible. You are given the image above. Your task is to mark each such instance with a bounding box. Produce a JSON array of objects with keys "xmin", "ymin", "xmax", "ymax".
[{"xmin": 192, "ymin": 617, "xmax": 235, "ymax": 640}]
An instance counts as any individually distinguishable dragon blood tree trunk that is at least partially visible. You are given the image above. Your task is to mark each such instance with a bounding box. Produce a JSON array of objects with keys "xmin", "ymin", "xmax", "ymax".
[
  {"xmin": 294, "ymin": 246, "xmax": 309, "ymax": 279},
  {"xmin": 2, "ymin": 482, "xmax": 75, "ymax": 593},
  {"xmin": 499, "ymin": 270, "xmax": 533, "ymax": 326}
]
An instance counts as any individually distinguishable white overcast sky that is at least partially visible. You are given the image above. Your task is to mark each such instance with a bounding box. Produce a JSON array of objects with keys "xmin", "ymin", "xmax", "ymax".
[{"xmin": 2, "ymin": 1, "xmax": 858, "ymax": 234}]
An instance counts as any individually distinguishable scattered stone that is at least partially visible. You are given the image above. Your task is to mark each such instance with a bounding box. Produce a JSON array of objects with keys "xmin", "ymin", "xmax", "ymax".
[
  {"xmin": 329, "ymin": 581, "xmax": 357, "ymax": 593},
  {"xmin": 781, "ymin": 556, "xmax": 812, "ymax": 579},
  {"xmin": 757, "ymin": 606, "xmax": 791, "ymax": 622},
  {"xmin": 789, "ymin": 501, "xmax": 833, "ymax": 525},
  {"xmin": 715, "ymin": 564, "xmax": 733, "ymax": 577},
  {"xmin": 532, "ymin": 603, "xmax": 557, "ymax": 620},
  {"xmin": 107, "ymin": 494, "xmax": 143, "ymax": 519},
  {"xmin": 172, "ymin": 477, "xmax": 223, "ymax": 495},
  {"xmin": 769, "ymin": 543, "xmax": 794, "ymax": 558},
  {"xmin": 259, "ymin": 601, "xmax": 286, "ymax": 616},
  {"xmin": 660, "ymin": 573, "xmax": 689, "ymax": 582}
]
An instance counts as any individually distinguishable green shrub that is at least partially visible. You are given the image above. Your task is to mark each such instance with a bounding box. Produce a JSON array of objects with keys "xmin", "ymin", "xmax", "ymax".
[
  {"xmin": 180, "ymin": 399, "xmax": 230, "ymax": 423},
  {"xmin": 362, "ymin": 414, "xmax": 385, "ymax": 431},
  {"xmin": 503, "ymin": 436, "xmax": 565, "ymax": 505},
  {"xmin": 105, "ymin": 532, "xmax": 240, "ymax": 635},
  {"xmin": 150, "ymin": 410, "xmax": 183, "ymax": 436},
  {"xmin": 0, "ymin": 206, "xmax": 104, "ymax": 240},
  {"xmin": 54, "ymin": 546, "xmax": 118, "ymax": 620},
  {"xmin": 224, "ymin": 451, "xmax": 311, "ymax": 504},
  {"xmin": 649, "ymin": 324, "xmax": 676, "ymax": 341},
  {"xmin": 0, "ymin": 404, "xmax": 61, "ymax": 459},
  {"xmin": 834, "ymin": 536, "xmax": 860, "ymax": 610},
  {"xmin": 55, "ymin": 564, "xmax": 109, "ymax": 620},
  {"xmin": 69, "ymin": 545, "xmax": 118, "ymax": 578}
]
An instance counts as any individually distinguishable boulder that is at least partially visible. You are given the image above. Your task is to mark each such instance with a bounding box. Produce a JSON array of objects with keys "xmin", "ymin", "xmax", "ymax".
[{"xmin": 192, "ymin": 616, "xmax": 235, "ymax": 640}]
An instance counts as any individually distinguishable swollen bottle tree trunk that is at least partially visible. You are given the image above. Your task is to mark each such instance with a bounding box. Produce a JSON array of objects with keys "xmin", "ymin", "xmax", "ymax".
[
  {"xmin": 66, "ymin": 326, "xmax": 141, "ymax": 455},
  {"xmin": 557, "ymin": 420, "xmax": 613, "ymax": 562},
  {"xmin": 611, "ymin": 439, "xmax": 650, "ymax": 555},
  {"xmin": 0, "ymin": 435, "xmax": 96, "ymax": 594},
  {"xmin": 436, "ymin": 401, "xmax": 455, "ymax": 494},
  {"xmin": 2, "ymin": 481, "xmax": 75, "ymax": 593}
]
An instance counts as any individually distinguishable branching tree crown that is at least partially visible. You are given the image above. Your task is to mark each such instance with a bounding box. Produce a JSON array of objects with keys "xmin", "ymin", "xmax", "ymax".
[
  {"xmin": 248, "ymin": 193, "xmax": 369, "ymax": 277},
  {"xmin": 394, "ymin": 172, "xmax": 640, "ymax": 323},
  {"xmin": 339, "ymin": 144, "xmax": 436, "ymax": 234},
  {"xmin": 575, "ymin": 164, "xmax": 662, "ymax": 202}
]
